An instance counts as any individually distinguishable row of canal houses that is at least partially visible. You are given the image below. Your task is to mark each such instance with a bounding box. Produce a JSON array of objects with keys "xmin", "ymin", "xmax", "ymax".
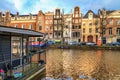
[{"xmin": 0, "ymin": 6, "xmax": 120, "ymax": 44}]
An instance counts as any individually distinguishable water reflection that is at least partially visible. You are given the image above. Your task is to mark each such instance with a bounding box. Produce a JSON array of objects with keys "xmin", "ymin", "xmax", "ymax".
[{"xmin": 45, "ymin": 49, "xmax": 120, "ymax": 80}]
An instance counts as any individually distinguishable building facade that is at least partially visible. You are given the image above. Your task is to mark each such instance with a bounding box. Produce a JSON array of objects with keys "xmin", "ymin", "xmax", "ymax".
[
  {"xmin": 63, "ymin": 14, "xmax": 72, "ymax": 43},
  {"xmin": 44, "ymin": 12, "xmax": 54, "ymax": 40},
  {"xmin": 53, "ymin": 8, "xmax": 63, "ymax": 41},
  {"xmin": 0, "ymin": 11, "xmax": 11, "ymax": 26},
  {"xmin": 82, "ymin": 10, "xmax": 100, "ymax": 43},
  {"xmin": 1, "ymin": 7, "xmax": 120, "ymax": 44},
  {"xmin": 72, "ymin": 6, "xmax": 82, "ymax": 42},
  {"xmin": 10, "ymin": 12, "xmax": 36, "ymax": 30},
  {"xmin": 99, "ymin": 9, "xmax": 120, "ymax": 43}
]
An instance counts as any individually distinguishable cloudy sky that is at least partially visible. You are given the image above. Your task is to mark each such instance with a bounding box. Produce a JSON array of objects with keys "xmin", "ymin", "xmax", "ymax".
[{"xmin": 0, "ymin": 0, "xmax": 120, "ymax": 15}]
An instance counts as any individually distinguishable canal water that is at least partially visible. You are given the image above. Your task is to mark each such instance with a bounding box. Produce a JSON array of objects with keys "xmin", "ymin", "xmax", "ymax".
[{"xmin": 40, "ymin": 49, "xmax": 120, "ymax": 80}]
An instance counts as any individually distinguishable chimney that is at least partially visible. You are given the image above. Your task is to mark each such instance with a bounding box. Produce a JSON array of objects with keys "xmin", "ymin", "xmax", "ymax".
[
  {"xmin": 0, "ymin": 11, "xmax": 2, "ymax": 17},
  {"xmin": 5, "ymin": 10, "xmax": 10, "ymax": 17},
  {"xmin": 16, "ymin": 12, "xmax": 19, "ymax": 16}
]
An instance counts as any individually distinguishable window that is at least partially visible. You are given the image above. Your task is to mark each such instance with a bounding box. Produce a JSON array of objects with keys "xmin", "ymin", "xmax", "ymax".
[
  {"xmin": 45, "ymin": 20, "xmax": 48, "ymax": 24},
  {"xmin": 103, "ymin": 20, "xmax": 106, "ymax": 25},
  {"xmin": 96, "ymin": 28, "xmax": 98, "ymax": 33},
  {"xmin": 109, "ymin": 28, "xmax": 112, "ymax": 35},
  {"xmin": 83, "ymin": 23, "xmax": 86, "ymax": 26},
  {"xmin": 50, "ymin": 26, "xmax": 53, "ymax": 30},
  {"xmin": 75, "ymin": 14, "xmax": 79, "ymax": 17},
  {"xmin": 50, "ymin": 20, "xmax": 53, "ymax": 24},
  {"xmin": 39, "ymin": 26, "xmax": 42, "ymax": 30},
  {"xmin": 73, "ymin": 20, "xmax": 75, "ymax": 23},
  {"xmin": 75, "ymin": 19, "xmax": 78, "ymax": 23},
  {"xmin": 83, "ymin": 28, "xmax": 85, "ymax": 33},
  {"xmin": 89, "ymin": 23, "xmax": 92, "ymax": 26},
  {"xmin": 14, "ymin": 24, "xmax": 18, "ymax": 28},
  {"xmin": 77, "ymin": 32, "xmax": 80, "ymax": 37},
  {"xmin": 89, "ymin": 28, "xmax": 92, "ymax": 33},
  {"xmin": 58, "ymin": 20, "xmax": 61, "ymax": 23},
  {"xmin": 72, "ymin": 32, "xmax": 74, "ymax": 37},
  {"xmin": 96, "ymin": 35, "xmax": 98, "ymax": 43},
  {"xmin": 72, "ymin": 32, "xmax": 79, "ymax": 37},
  {"xmin": 54, "ymin": 20, "xmax": 57, "ymax": 24},
  {"xmin": 38, "ymin": 17, "xmax": 42, "ymax": 21},
  {"xmin": 88, "ymin": 13, "xmax": 93, "ymax": 19},
  {"xmin": 83, "ymin": 35, "xmax": 85, "ymax": 42},
  {"xmin": 29, "ymin": 24, "xmax": 32, "ymax": 29},
  {"xmin": 109, "ymin": 19, "xmax": 113, "ymax": 25},
  {"xmin": 75, "ymin": 11, "xmax": 79, "ymax": 14},
  {"xmin": 65, "ymin": 31, "xmax": 68, "ymax": 35},
  {"xmin": 76, "ymin": 26, "xmax": 78, "ymax": 29},
  {"xmin": 95, "ymin": 20, "xmax": 99, "ymax": 26},
  {"xmin": 103, "ymin": 28, "xmax": 105, "ymax": 35},
  {"xmin": 72, "ymin": 26, "xmax": 74, "ymax": 29},
  {"xmin": 117, "ymin": 19, "xmax": 120, "ymax": 25},
  {"xmin": 21, "ymin": 24, "xmax": 24, "ymax": 28},
  {"xmin": 66, "ymin": 26, "xmax": 68, "ymax": 28},
  {"xmin": 50, "ymin": 33, "xmax": 52, "ymax": 38},
  {"xmin": 45, "ymin": 26, "xmax": 48, "ymax": 31},
  {"xmin": 117, "ymin": 28, "xmax": 120, "ymax": 35},
  {"xmin": 79, "ymin": 25, "xmax": 81, "ymax": 29}
]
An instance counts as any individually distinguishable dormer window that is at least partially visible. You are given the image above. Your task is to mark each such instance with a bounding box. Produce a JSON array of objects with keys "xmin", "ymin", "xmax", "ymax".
[{"xmin": 88, "ymin": 13, "xmax": 93, "ymax": 19}]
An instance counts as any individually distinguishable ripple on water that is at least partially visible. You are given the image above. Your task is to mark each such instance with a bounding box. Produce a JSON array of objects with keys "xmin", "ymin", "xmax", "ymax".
[{"xmin": 44, "ymin": 49, "xmax": 120, "ymax": 80}]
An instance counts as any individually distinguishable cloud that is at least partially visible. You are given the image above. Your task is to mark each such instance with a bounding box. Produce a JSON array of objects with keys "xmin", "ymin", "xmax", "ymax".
[
  {"xmin": 0, "ymin": 0, "xmax": 120, "ymax": 15},
  {"xmin": 0, "ymin": 0, "xmax": 18, "ymax": 13}
]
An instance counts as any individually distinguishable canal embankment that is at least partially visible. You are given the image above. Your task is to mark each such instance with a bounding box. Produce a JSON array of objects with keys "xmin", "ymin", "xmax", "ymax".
[{"xmin": 48, "ymin": 44, "xmax": 120, "ymax": 50}]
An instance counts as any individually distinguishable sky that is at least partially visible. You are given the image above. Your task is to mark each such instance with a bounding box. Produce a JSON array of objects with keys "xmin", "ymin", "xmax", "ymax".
[{"xmin": 0, "ymin": 0, "xmax": 120, "ymax": 15}]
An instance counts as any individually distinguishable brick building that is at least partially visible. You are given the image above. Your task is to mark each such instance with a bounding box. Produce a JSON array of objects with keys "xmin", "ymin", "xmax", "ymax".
[
  {"xmin": 99, "ymin": 9, "xmax": 120, "ymax": 43},
  {"xmin": 53, "ymin": 8, "xmax": 63, "ymax": 41},
  {"xmin": 1, "ymin": 7, "xmax": 120, "ymax": 44},
  {"xmin": 72, "ymin": 6, "xmax": 82, "ymax": 42},
  {"xmin": 44, "ymin": 11, "xmax": 54, "ymax": 40},
  {"xmin": 0, "ymin": 11, "xmax": 11, "ymax": 26},
  {"xmin": 63, "ymin": 14, "xmax": 72, "ymax": 43}
]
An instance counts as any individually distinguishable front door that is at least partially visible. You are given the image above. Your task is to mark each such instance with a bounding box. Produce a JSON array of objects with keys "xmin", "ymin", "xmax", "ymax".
[{"xmin": 87, "ymin": 35, "xmax": 93, "ymax": 42}]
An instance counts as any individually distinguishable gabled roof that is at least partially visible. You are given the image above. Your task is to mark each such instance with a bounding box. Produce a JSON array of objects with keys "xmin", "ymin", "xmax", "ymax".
[
  {"xmin": 83, "ymin": 10, "xmax": 99, "ymax": 18},
  {"xmin": 10, "ymin": 13, "xmax": 15, "ymax": 17},
  {"xmin": 17, "ymin": 14, "xmax": 37, "ymax": 17},
  {"xmin": 0, "ymin": 26, "xmax": 44, "ymax": 37},
  {"xmin": 106, "ymin": 10, "xmax": 115, "ymax": 15}
]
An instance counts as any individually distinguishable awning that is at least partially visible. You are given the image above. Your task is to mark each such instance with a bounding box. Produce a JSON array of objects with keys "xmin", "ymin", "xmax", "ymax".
[{"xmin": 0, "ymin": 26, "xmax": 44, "ymax": 37}]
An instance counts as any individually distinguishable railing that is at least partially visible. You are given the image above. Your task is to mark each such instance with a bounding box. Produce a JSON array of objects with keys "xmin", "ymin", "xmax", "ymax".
[
  {"xmin": 1, "ymin": 49, "xmax": 46, "ymax": 80},
  {"xmin": 16, "ymin": 64, "xmax": 45, "ymax": 80}
]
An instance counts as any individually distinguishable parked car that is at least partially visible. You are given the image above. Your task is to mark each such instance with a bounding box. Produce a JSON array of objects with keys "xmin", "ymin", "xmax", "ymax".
[
  {"xmin": 69, "ymin": 41, "xmax": 78, "ymax": 45},
  {"xmin": 79, "ymin": 42, "xmax": 86, "ymax": 46},
  {"xmin": 47, "ymin": 41, "xmax": 55, "ymax": 45},
  {"xmin": 106, "ymin": 42, "xmax": 120, "ymax": 46},
  {"xmin": 112, "ymin": 42, "xmax": 120, "ymax": 46},
  {"xmin": 86, "ymin": 42, "xmax": 96, "ymax": 46}
]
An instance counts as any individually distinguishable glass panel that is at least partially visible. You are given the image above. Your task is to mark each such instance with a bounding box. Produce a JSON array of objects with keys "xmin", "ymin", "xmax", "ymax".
[{"xmin": 12, "ymin": 37, "xmax": 21, "ymax": 59}]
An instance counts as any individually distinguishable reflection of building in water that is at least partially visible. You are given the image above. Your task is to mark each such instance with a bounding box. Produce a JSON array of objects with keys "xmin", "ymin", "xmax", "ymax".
[
  {"xmin": 62, "ymin": 50, "xmax": 73, "ymax": 77},
  {"xmin": 45, "ymin": 49, "xmax": 120, "ymax": 80},
  {"xmin": 46, "ymin": 49, "xmax": 63, "ymax": 78},
  {"xmin": 91, "ymin": 50, "xmax": 110, "ymax": 79}
]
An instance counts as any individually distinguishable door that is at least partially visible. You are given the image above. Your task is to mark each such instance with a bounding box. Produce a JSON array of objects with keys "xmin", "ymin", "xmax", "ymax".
[{"xmin": 87, "ymin": 35, "xmax": 93, "ymax": 42}]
